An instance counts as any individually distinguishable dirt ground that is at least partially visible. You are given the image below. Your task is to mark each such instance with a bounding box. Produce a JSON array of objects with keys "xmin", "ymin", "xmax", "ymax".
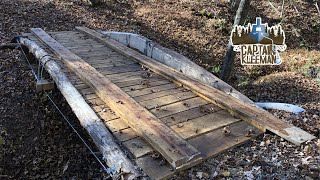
[{"xmin": 0, "ymin": 0, "xmax": 319, "ymax": 179}]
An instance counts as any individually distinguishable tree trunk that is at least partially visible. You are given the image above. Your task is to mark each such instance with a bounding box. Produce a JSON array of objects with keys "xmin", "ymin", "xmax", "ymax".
[
  {"xmin": 231, "ymin": 0, "xmax": 241, "ymax": 12},
  {"xmin": 220, "ymin": 0, "xmax": 251, "ymax": 81}
]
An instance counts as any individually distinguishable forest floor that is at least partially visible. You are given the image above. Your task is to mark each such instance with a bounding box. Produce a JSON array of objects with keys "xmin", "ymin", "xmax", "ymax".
[{"xmin": 0, "ymin": 0, "xmax": 319, "ymax": 179}]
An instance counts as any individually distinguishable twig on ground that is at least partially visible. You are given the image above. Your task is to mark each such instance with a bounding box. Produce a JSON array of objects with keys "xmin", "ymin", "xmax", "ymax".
[
  {"xmin": 315, "ymin": 2, "xmax": 320, "ymax": 17},
  {"xmin": 268, "ymin": 0, "xmax": 280, "ymax": 15},
  {"xmin": 280, "ymin": 0, "xmax": 285, "ymax": 18},
  {"xmin": 289, "ymin": 0, "xmax": 299, "ymax": 15}
]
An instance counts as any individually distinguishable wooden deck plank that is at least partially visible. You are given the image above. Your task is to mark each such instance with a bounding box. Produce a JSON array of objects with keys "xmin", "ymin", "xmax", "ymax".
[
  {"xmin": 32, "ymin": 28, "xmax": 202, "ymax": 169},
  {"xmin": 113, "ymin": 128, "xmax": 138, "ymax": 142},
  {"xmin": 72, "ymin": 48, "xmax": 117, "ymax": 54},
  {"xmin": 96, "ymin": 111, "xmax": 120, "ymax": 122},
  {"xmin": 50, "ymin": 34, "xmax": 89, "ymax": 41},
  {"xmin": 112, "ymin": 74, "xmax": 163, "ymax": 84},
  {"xmin": 126, "ymin": 83, "xmax": 178, "ymax": 97},
  {"xmin": 67, "ymin": 71, "xmax": 146, "ymax": 83},
  {"xmin": 67, "ymin": 74, "xmax": 81, "ymax": 80},
  {"xmin": 71, "ymin": 79, "xmax": 85, "ymax": 85},
  {"xmin": 84, "ymin": 93, "xmax": 99, "ymax": 100},
  {"xmin": 140, "ymin": 91, "xmax": 196, "ymax": 110},
  {"xmin": 112, "ymin": 73, "xmax": 159, "ymax": 83},
  {"xmin": 83, "ymin": 80, "xmax": 175, "ymax": 106},
  {"xmin": 105, "ymin": 118, "xmax": 130, "ymax": 132},
  {"xmin": 151, "ymin": 97, "xmax": 209, "ymax": 118},
  {"xmin": 56, "ymin": 38, "xmax": 103, "ymax": 44},
  {"xmin": 67, "ymin": 44, "xmax": 107, "ymax": 50},
  {"xmin": 26, "ymin": 33, "xmax": 104, "ymax": 51},
  {"xmin": 105, "ymin": 71, "xmax": 150, "ymax": 82},
  {"xmin": 84, "ymin": 58, "xmax": 133, "ymax": 64},
  {"xmin": 59, "ymin": 43, "xmax": 105, "ymax": 49},
  {"xmin": 188, "ymin": 121, "xmax": 262, "ymax": 158},
  {"xmin": 116, "ymin": 77, "xmax": 164, "ymax": 88},
  {"xmin": 136, "ymin": 121, "xmax": 263, "ymax": 180},
  {"xmin": 74, "ymin": 51, "xmax": 120, "ymax": 58},
  {"xmin": 79, "ymin": 82, "xmax": 178, "ymax": 98},
  {"xmin": 74, "ymin": 83, "xmax": 90, "ymax": 90},
  {"xmin": 136, "ymin": 155, "xmax": 174, "ymax": 180},
  {"xmin": 96, "ymin": 64, "xmax": 142, "ymax": 75},
  {"xmin": 74, "ymin": 77, "xmax": 166, "ymax": 91},
  {"xmin": 76, "ymin": 26, "xmax": 315, "ymax": 145},
  {"xmin": 161, "ymin": 104, "xmax": 221, "ymax": 126},
  {"xmin": 68, "ymin": 46, "xmax": 114, "ymax": 54},
  {"xmin": 90, "ymin": 105, "xmax": 119, "ymax": 121},
  {"xmin": 171, "ymin": 110, "xmax": 241, "ymax": 139},
  {"xmin": 122, "ymin": 137, "xmax": 154, "ymax": 158},
  {"xmin": 134, "ymin": 88, "xmax": 185, "ymax": 102},
  {"xmin": 79, "ymin": 55, "xmax": 127, "ymax": 61},
  {"xmin": 68, "ymin": 70, "xmax": 161, "ymax": 85},
  {"xmin": 49, "ymin": 31, "xmax": 81, "ymax": 36},
  {"xmin": 88, "ymin": 60, "xmax": 138, "ymax": 68},
  {"xmin": 85, "ymin": 96, "xmax": 105, "ymax": 106},
  {"xmin": 121, "ymin": 79, "xmax": 172, "ymax": 92},
  {"xmin": 51, "ymin": 36, "xmax": 99, "ymax": 45},
  {"xmin": 79, "ymin": 87, "xmax": 95, "ymax": 96},
  {"xmin": 111, "ymin": 113, "xmax": 230, "ymax": 143}
]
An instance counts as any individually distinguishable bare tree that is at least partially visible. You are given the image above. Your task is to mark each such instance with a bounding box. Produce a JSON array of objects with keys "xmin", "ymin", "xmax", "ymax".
[{"xmin": 220, "ymin": 0, "xmax": 251, "ymax": 81}]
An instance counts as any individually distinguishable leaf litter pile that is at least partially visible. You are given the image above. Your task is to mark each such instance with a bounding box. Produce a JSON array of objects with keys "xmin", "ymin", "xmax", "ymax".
[{"xmin": 0, "ymin": 0, "xmax": 319, "ymax": 179}]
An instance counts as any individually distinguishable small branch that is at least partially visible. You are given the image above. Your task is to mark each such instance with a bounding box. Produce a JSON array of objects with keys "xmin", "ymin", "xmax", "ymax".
[
  {"xmin": 280, "ymin": 0, "xmax": 285, "ymax": 18},
  {"xmin": 268, "ymin": 0, "xmax": 280, "ymax": 15},
  {"xmin": 289, "ymin": 0, "xmax": 299, "ymax": 15},
  {"xmin": 315, "ymin": 2, "xmax": 320, "ymax": 17}
]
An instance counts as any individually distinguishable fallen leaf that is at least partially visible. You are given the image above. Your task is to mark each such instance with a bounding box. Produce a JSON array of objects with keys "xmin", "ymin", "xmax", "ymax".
[
  {"xmin": 196, "ymin": 171, "xmax": 203, "ymax": 179},
  {"xmin": 222, "ymin": 171, "xmax": 230, "ymax": 177}
]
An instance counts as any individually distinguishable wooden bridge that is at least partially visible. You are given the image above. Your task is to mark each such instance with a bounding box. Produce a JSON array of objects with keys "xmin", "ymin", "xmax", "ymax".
[{"xmin": 15, "ymin": 27, "xmax": 315, "ymax": 179}]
